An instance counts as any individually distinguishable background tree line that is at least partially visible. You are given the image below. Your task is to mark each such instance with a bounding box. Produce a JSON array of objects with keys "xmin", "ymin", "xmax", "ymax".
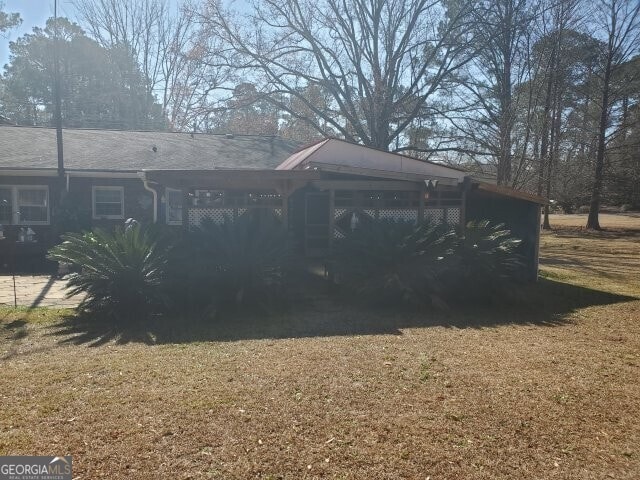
[{"xmin": 0, "ymin": 0, "xmax": 638, "ymax": 227}]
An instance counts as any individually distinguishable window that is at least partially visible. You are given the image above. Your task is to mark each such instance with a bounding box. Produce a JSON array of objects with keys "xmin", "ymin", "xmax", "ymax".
[
  {"xmin": 0, "ymin": 186, "xmax": 50, "ymax": 225},
  {"xmin": 18, "ymin": 187, "xmax": 49, "ymax": 223},
  {"xmin": 93, "ymin": 186, "xmax": 124, "ymax": 219},
  {"xmin": 165, "ymin": 188, "xmax": 183, "ymax": 225},
  {"xmin": 0, "ymin": 187, "xmax": 12, "ymax": 224}
]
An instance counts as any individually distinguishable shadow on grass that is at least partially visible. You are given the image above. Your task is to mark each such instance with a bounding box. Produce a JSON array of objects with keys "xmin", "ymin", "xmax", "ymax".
[
  {"xmin": 1, "ymin": 319, "xmax": 28, "ymax": 340},
  {"xmin": 47, "ymin": 278, "xmax": 638, "ymax": 346},
  {"xmin": 550, "ymin": 226, "xmax": 640, "ymax": 240}
]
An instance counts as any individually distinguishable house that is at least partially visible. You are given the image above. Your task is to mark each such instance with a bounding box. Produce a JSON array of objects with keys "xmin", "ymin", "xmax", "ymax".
[{"xmin": 0, "ymin": 125, "xmax": 543, "ymax": 279}]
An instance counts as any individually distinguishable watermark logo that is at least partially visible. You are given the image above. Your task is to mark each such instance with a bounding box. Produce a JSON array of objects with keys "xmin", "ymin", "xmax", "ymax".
[{"xmin": 0, "ymin": 456, "xmax": 72, "ymax": 480}]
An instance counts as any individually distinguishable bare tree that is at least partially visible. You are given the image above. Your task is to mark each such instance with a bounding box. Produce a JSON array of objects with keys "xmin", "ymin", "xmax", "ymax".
[
  {"xmin": 195, "ymin": 0, "xmax": 475, "ymax": 151},
  {"xmin": 72, "ymin": 0, "xmax": 221, "ymax": 129},
  {"xmin": 452, "ymin": 0, "xmax": 539, "ymax": 186},
  {"xmin": 73, "ymin": 0, "xmax": 165, "ymax": 96},
  {"xmin": 532, "ymin": 0, "xmax": 585, "ymax": 228},
  {"xmin": 586, "ymin": 0, "xmax": 640, "ymax": 229}
]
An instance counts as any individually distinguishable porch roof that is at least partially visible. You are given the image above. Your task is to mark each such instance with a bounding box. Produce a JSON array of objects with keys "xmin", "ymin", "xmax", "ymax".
[
  {"xmin": 473, "ymin": 182, "xmax": 547, "ymax": 204},
  {"xmin": 142, "ymin": 169, "xmax": 321, "ymax": 190},
  {"xmin": 277, "ymin": 138, "xmax": 467, "ymax": 184}
]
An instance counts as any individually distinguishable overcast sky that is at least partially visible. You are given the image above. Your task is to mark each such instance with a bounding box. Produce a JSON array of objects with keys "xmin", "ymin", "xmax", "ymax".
[{"xmin": 1, "ymin": 0, "xmax": 78, "ymax": 67}]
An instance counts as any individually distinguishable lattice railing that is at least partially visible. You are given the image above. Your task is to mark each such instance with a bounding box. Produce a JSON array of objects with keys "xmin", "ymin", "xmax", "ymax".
[{"xmin": 187, "ymin": 208, "xmax": 234, "ymax": 226}]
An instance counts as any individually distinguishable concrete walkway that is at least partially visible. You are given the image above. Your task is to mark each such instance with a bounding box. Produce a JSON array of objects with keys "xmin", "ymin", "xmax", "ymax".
[{"xmin": 0, "ymin": 275, "xmax": 80, "ymax": 308}]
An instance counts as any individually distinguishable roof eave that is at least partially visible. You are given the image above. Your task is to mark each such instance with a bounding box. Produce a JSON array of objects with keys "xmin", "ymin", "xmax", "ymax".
[{"xmin": 474, "ymin": 181, "xmax": 547, "ymax": 204}]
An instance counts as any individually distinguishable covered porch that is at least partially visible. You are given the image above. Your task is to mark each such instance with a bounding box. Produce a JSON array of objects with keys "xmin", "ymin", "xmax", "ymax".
[{"xmin": 143, "ymin": 168, "xmax": 468, "ymax": 258}]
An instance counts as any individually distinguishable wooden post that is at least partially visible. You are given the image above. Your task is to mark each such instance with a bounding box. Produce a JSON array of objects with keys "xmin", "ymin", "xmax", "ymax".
[
  {"xmin": 182, "ymin": 189, "xmax": 192, "ymax": 231},
  {"xmin": 328, "ymin": 189, "xmax": 335, "ymax": 249},
  {"xmin": 277, "ymin": 179, "xmax": 291, "ymax": 228},
  {"xmin": 532, "ymin": 204, "xmax": 542, "ymax": 282},
  {"xmin": 460, "ymin": 177, "xmax": 472, "ymax": 227},
  {"xmin": 418, "ymin": 184, "xmax": 426, "ymax": 223},
  {"xmin": 281, "ymin": 192, "xmax": 289, "ymax": 228}
]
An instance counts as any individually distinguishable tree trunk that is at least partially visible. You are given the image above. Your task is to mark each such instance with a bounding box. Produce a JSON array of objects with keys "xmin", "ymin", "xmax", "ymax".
[
  {"xmin": 542, "ymin": 121, "xmax": 555, "ymax": 230},
  {"xmin": 543, "ymin": 94, "xmax": 562, "ymax": 230},
  {"xmin": 497, "ymin": 2, "xmax": 514, "ymax": 187},
  {"xmin": 586, "ymin": 55, "xmax": 612, "ymax": 230},
  {"xmin": 537, "ymin": 74, "xmax": 554, "ymax": 197}
]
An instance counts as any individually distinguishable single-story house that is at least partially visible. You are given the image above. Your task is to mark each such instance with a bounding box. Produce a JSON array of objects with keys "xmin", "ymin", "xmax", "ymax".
[{"xmin": 0, "ymin": 125, "xmax": 544, "ymax": 279}]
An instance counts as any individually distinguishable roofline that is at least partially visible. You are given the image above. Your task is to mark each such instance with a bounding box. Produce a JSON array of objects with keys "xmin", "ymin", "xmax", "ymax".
[
  {"xmin": 309, "ymin": 162, "xmax": 462, "ymax": 185},
  {"xmin": 67, "ymin": 170, "xmax": 140, "ymax": 178},
  {"xmin": 0, "ymin": 167, "xmax": 142, "ymax": 177},
  {"xmin": 289, "ymin": 137, "xmax": 330, "ymax": 155},
  {"xmin": 0, "ymin": 168, "xmax": 59, "ymax": 177},
  {"xmin": 275, "ymin": 139, "xmax": 330, "ymax": 170},
  {"xmin": 143, "ymin": 169, "xmax": 322, "ymax": 188},
  {"xmin": 2, "ymin": 167, "xmax": 313, "ymax": 179},
  {"xmin": 475, "ymin": 181, "xmax": 547, "ymax": 204},
  {"xmin": 276, "ymin": 137, "xmax": 467, "ymax": 174},
  {"xmin": 143, "ymin": 169, "xmax": 320, "ymax": 177},
  {"xmin": 0, "ymin": 123, "xmax": 294, "ymax": 141}
]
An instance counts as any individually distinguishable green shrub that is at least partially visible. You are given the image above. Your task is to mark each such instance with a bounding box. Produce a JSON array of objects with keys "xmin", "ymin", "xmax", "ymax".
[
  {"xmin": 47, "ymin": 224, "xmax": 171, "ymax": 322},
  {"xmin": 332, "ymin": 219, "xmax": 524, "ymax": 307},
  {"xmin": 168, "ymin": 212, "xmax": 291, "ymax": 313},
  {"xmin": 332, "ymin": 219, "xmax": 456, "ymax": 307},
  {"xmin": 443, "ymin": 220, "xmax": 524, "ymax": 301}
]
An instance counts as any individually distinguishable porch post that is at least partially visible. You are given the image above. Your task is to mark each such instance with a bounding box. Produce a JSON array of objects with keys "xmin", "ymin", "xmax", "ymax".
[
  {"xmin": 460, "ymin": 177, "xmax": 472, "ymax": 227},
  {"xmin": 281, "ymin": 191, "xmax": 289, "ymax": 228},
  {"xmin": 328, "ymin": 189, "xmax": 335, "ymax": 249},
  {"xmin": 182, "ymin": 188, "xmax": 191, "ymax": 231},
  {"xmin": 418, "ymin": 183, "xmax": 426, "ymax": 223}
]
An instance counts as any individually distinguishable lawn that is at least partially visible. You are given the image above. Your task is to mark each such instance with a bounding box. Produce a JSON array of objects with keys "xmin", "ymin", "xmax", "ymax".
[{"xmin": 1, "ymin": 214, "xmax": 639, "ymax": 479}]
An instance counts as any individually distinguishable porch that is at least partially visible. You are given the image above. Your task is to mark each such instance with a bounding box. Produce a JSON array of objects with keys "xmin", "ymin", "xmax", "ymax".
[{"xmin": 143, "ymin": 169, "xmax": 467, "ymax": 257}]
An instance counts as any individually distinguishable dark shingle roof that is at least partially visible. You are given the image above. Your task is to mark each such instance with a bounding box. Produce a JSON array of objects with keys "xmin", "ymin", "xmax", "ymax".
[{"xmin": 0, "ymin": 126, "xmax": 300, "ymax": 171}]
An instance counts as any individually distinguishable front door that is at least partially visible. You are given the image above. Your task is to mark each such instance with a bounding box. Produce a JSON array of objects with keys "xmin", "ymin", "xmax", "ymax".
[{"xmin": 304, "ymin": 192, "xmax": 330, "ymax": 257}]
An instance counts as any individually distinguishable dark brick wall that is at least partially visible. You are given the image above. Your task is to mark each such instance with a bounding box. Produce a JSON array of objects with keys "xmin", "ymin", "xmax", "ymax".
[
  {"xmin": 66, "ymin": 176, "xmax": 154, "ymax": 228},
  {"xmin": 465, "ymin": 193, "xmax": 541, "ymax": 281},
  {"xmin": 0, "ymin": 174, "xmax": 154, "ymax": 271}
]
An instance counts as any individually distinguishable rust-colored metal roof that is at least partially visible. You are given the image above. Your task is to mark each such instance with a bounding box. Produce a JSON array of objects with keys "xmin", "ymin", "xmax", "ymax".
[
  {"xmin": 275, "ymin": 139, "xmax": 329, "ymax": 170},
  {"xmin": 474, "ymin": 182, "xmax": 547, "ymax": 204},
  {"xmin": 276, "ymin": 138, "xmax": 467, "ymax": 181}
]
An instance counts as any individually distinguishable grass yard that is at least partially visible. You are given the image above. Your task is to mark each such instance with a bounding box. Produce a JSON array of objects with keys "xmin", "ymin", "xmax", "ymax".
[{"xmin": 1, "ymin": 214, "xmax": 639, "ymax": 479}]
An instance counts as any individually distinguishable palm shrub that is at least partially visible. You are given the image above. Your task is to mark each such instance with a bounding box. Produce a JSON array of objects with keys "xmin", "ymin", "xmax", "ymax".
[
  {"xmin": 332, "ymin": 218, "xmax": 524, "ymax": 307},
  {"xmin": 443, "ymin": 220, "xmax": 524, "ymax": 301},
  {"xmin": 48, "ymin": 224, "xmax": 170, "ymax": 322},
  {"xmin": 332, "ymin": 219, "xmax": 456, "ymax": 306},
  {"xmin": 168, "ymin": 212, "xmax": 291, "ymax": 313}
]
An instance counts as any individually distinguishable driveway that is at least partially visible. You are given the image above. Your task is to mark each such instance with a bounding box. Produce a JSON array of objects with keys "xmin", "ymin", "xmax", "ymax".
[{"xmin": 0, "ymin": 275, "xmax": 79, "ymax": 308}]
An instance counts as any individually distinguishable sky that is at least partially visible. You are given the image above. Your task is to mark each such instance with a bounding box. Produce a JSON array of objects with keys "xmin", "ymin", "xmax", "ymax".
[{"xmin": 1, "ymin": 0, "xmax": 77, "ymax": 67}]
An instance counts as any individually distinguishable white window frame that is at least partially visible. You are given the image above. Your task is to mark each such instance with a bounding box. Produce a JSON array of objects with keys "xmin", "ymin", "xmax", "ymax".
[
  {"xmin": 0, "ymin": 185, "xmax": 50, "ymax": 225},
  {"xmin": 92, "ymin": 186, "xmax": 125, "ymax": 220},
  {"xmin": 165, "ymin": 188, "xmax": 183, "ymax": 225},
  {"xmin": 0, "ymin": 185, "xmax": 14, "ymax": 225}
]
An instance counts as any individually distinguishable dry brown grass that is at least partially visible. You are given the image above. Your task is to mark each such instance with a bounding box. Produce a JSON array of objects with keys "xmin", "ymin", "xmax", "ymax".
[{"xmin": 1, "ymin": 214, "xmax": 639, "ymax": 479}]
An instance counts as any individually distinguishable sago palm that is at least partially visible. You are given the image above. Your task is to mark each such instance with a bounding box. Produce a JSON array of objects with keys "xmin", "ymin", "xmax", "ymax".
[{"xmin": 48, "ymin": 225, "xmax": 170, "ymax": 321}]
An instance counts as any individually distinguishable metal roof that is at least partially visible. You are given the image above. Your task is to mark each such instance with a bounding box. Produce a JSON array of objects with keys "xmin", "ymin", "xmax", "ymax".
[{"xmin": 276, "ymin": 137, "xmax": 467, "ymax": 181}]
